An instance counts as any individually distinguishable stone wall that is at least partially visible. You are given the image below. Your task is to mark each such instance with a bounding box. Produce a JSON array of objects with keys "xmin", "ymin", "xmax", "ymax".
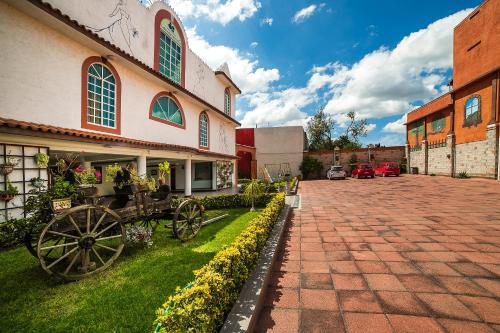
[
  {"xmin": 454, "ymin": 126, "xmax": 497, "ymax": 177},
  {"xmin": 305, "ymin": 146, "xmax": 405, "ymax": 178},
  {"xmin": 428, "ymin": 145, "xmax": 452, "ymax": 175},
  {"xmin": 409, "ymin": 148, "xmax": 425, "ymax": 174}
]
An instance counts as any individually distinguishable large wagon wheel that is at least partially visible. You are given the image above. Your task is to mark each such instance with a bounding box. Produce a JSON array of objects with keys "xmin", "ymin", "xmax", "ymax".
[
  {"xmin": 172, "ymin": 199, "xmax": 204, "ymax": 242},
  {"xmin": 37, "ymin": 205, "xmax": 125, "ymax": 281}
]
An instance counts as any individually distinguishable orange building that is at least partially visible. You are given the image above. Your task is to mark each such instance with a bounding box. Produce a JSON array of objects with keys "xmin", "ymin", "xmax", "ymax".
[{"xmin": 406, "ymin": 0, "xmax": 500, "ymax": 178}]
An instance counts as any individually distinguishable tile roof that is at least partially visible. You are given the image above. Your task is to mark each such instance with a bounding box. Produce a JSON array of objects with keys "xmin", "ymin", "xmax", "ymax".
[{"xmin": 0, "ymin": 117, "xmax": 237, "ymax": 159}]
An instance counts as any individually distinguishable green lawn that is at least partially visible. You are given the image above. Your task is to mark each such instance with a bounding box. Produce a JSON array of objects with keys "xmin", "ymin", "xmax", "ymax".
[{"xmin": 0, "ymin": 208, "xmax": 260, "ymax": 333}]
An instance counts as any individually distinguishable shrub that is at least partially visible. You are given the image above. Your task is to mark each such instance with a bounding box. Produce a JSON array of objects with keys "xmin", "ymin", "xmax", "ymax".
[
  {"xmin": 0, "ymin": 218, "xmax": 31, "ymax": 249},
  {"xmin": 456, "ymin": 171, "xmax": 470, "ymax": 179},
  {"xmin": 299, "ymin": 156, "xmax": 323, "ymax": 179},
  {"xmin": 243, "ymin": 179, "xmax": 265, "ymax": 211},
  {"xmin": 155, "ymin": 193, "xmax": 286, "ymax": 333},
  {"xmin": 173, "ymin": 193, "xmax": 276, "ymax": 210}
]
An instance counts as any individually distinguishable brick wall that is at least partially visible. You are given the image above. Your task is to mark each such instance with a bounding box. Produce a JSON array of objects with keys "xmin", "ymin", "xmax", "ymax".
[{"xmin": 305, "ymin": 147, "xmax": 405, "ymax": 178}]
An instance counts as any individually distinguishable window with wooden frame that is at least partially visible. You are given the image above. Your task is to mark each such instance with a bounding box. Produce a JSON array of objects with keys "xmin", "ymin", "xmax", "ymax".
[{"xmin": 464, "ymin": 95, "xmax": 481, "ymax": 127}]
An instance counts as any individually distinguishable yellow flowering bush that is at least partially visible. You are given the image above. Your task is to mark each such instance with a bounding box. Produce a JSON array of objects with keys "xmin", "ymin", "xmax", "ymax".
[{"xmin": 155, "ymin": 193, "xmax": 286, "ymax": 332}]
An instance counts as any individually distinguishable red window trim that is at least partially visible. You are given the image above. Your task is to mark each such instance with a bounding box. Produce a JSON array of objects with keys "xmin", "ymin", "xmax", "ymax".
[
  {"xmin": 153, "ymin": 9, "xmax": 186, "ymax": 87},
  {"xmin": 199, "ymin": 111, "xmax": 210, "ymax": 150},
  {"xmin": 149, "ymin": 91, "xmax": 186, "ymax": 129},
  {"xmin": 81, "ymin": 56, "xmax": 121, "ymax": 135}
]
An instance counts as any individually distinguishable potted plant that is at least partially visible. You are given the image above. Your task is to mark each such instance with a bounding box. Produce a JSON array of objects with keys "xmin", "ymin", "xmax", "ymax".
[
  {"xmin": 30, "ymin": 177, "xmax": 45, "ymax": 189},
  {"xmin": 0, "ymin": 180, "xmax": 19, "ymax": 202},
  {"xmin": 158, "ymin": 161, "xmax": 170, "ymax": 185},
  {"xmin": 74, "ymin": 165, "xmax": 100, "ymax": 197},
  {"xmin": 243, "ymin": 179, "xmax": 264, "ymax": 211},
  {"xmin": 0, "ymin": 155, "xmax": 20, "ymax": 176},
  {"xmin": 49, "ymin": 176, "xmax": 77, "ymax": 212},
  {"xmin": 34, "ymin": 152, "xmax": 49, "ymax": 168}
]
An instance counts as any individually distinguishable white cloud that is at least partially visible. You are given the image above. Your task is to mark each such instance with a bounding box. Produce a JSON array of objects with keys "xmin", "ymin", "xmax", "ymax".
[
  {"xmin": 250, "ymin": 41, "xmax": 258, "ymax": 48},
  {"xmin": 321, "ymin": 8, "xmax": 472, "ymax": 119},
  {"xmin": 383, "ymin": 115, "xmax": 407, "ymax": 134},
  {"xmin": 186, "ymin": 27, "xmax": 280, "ymax": 93},
  {"xmin": 292, "ymin": 4, "xmax": 324, "ymax": 23},
  {"xmin": 167, "ymin": 0, "xmax": 261, "ymax": 25},
  {"xmin": 260, "ymin": 17, "xmax": 274, "ymax": 26},
  {"xmin": 379, "ymin": 134, "xmax": 405, "ymax": 146},
  {"xmin": 366, "ymin": 123, "xmax": 377, "ymax": 133},
  {"xmin": 239, "ymin": 8, "xmax": 472, "ymax": 132}
]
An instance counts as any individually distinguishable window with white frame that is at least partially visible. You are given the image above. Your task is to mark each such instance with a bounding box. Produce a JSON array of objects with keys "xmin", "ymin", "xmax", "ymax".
[
  {"xmin": 224, "ymin": 89, "xmax": 231, "ymax": 115},
  {"xmin": 199, "ymin": 112, "xmax": 209, "ymax": 148},
  {"xmin": 87, "ymin": 63, "xmax": 116, "ymax": 128},
  {"xmin": 159, "ymin": 19, "xmax": 182, "ymax": 84}
]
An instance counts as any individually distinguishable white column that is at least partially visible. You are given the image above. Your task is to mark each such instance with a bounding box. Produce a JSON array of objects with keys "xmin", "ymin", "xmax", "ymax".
[
  {"xmin": 232, "ymin": 160, "xmax": 237, "ymax": 191},
  {"xmin": 184, "ymin": 158, "xmax": 192, "ymax": 196},
  {"xmin": 137, "ymin": 155, "xmax": 147, "ymax": 177},
  {"xmin": 212, "ymin": 161, "xmax": 217, "ymax": 190},
  {"xmin": 83, "ymin": 161, "xmax": 92, "ymax": 169}
]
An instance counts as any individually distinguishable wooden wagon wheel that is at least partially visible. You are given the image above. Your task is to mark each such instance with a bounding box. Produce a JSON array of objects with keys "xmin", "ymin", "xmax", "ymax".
[
  {"xmin": 132, "ymin": 219, "xmax": 160, "ymax": 231},
  {"xmin": 172, "ymin": 199, "xmax": 204, "ymax": 242},
  {"xmin": 36, "ymin": 205, "xmax": 125, "ymax": 281}
]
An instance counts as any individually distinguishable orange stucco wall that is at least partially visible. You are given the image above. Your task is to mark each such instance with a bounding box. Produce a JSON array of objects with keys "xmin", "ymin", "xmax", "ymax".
[
  {"xmin": 426, "ymin": 109, "xmax": 451, "ymax": 143},
  {"xmin": 454, "ymin": 77, "xmax": 492, "ymax": 144},
  {"xmin": 453, "ymin": 0, "xmax": 500, "ymax": 88},
  {"xmin": 406, "ymin": 93, "xmax": 452, "ymax": 124}
]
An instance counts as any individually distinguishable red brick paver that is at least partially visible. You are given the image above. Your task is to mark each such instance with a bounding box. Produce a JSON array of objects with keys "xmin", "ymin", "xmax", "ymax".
[{"xmin": 256, "ymin": 177, "xmax": 500, "ymax": 332}]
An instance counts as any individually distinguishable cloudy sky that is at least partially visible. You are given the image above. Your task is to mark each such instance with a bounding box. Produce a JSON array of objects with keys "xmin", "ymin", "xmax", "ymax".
[{"xmin": 165, "ymin": 0, "xmax": 481, "ymax": 146}]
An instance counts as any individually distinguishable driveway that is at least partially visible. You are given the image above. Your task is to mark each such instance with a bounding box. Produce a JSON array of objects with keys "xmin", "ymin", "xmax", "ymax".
[{"xmin": 256, "ymin": 176, "xmax": 500, "ymax": 333}]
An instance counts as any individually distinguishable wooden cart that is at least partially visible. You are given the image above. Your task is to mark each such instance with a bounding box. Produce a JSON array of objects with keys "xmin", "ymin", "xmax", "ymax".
[{"xmin": 25, "ymin": 187, "xmax": 205, "ymax": 281}]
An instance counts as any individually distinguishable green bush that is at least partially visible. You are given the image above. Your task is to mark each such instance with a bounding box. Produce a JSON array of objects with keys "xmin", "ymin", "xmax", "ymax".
[
  {"xmin": 0, "ymin": 218, "xmax": 30, "ymax": 249},
  {"xmin": 456, "ymin": 171, "xmax": 470, "ymax": 179},
  {"xmin": 237, "ymin": 179, "xmax": 252, "ymax": 185},
  {"xmin": 299, "ymin": 156, "xmax": 323, "ymax": 179},
  {"xmin": 155, "ymin": 193, "xmax": 286, "ymax": 332},
  {"xmin": 173, "ymin": 193, "xmax": 276, "ymax": 210}
]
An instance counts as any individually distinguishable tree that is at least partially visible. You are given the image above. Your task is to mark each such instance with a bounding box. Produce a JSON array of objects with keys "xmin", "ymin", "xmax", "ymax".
[
  {"xmin": 306, "ymin": 107, "xmax": 336, "ymax": 151},
  {"xmin": 243, "ymin": 179, "xmax": 264, "ymax": 211},
  {"xmin": 299, "ymin": 156, "xmax": 323, "ymax": 179},
  {"xmin": 344, "ymin": 111, "xmax": 368, "ymax": 144}
]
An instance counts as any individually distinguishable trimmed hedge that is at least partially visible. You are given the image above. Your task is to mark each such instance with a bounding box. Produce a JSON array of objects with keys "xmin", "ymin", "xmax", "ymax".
[
  {"xmin": 155, "ymin": 192, "xmax": 286, "ymax": 332},
  {"xmin": 0, "ymin": 218, "xmax": 31, "ymax": 250},
  {"xmin": 173, "ymin": 193, "xmax": 275, "ymax": 210}
]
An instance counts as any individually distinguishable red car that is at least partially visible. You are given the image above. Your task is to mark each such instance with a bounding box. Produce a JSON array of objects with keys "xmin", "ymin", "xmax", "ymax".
[
  {"xmin": 351, "ymin": 163, "xmax": 375, "ymax": 179},
  {"xmin": 375, "ymin": 162, "xmax": 400, "ymax": 177}
]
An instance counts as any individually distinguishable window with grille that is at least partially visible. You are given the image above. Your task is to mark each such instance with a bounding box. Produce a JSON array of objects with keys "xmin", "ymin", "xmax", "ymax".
[
  {"xmin": 159, "ymin": 19, "xmax": 181, "ymax": 84},
  {"xmin": 431, "ymin": 113, "xmax": 445, "ymax": 133},
  {"xmin": 224, "ymin": 89, "xmax": 231, "ymax": 115},
  {"xmin": 199, "ymin": 112, "xmax": 209, "ymax": 148},
  {"xmin": 151, "ymin": 95, "xmax": 183, "ymax": 126},
  {"xmin": 87, "ymin": 63, "xmax": 116, "ymax": 128}
]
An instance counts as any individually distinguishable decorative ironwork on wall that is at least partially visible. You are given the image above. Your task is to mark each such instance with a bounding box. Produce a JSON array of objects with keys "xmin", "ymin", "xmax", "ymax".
[
  {"xmin": 216, "ymin": 160, "xmax": 233, "ymax": 190},
  {"xmin": 0, "ymin": 143, "xmax": 49, "ymax": 222},
  {"xmin": 428, "ymin": 139, "xmax": 447, "ymax": 149}
]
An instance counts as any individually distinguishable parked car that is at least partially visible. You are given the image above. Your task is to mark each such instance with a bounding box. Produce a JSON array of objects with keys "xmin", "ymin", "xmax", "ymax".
[
  {"xmin": 375, "ymin": 162, "xmax": 400, "ymax": 177},
  {"xmin": 327, "ymin": 165, "xmax": 346, "ymax": 180},
  {"xmin": 351, "ymin": 163, "xmax": 375, "ymax": 179}
]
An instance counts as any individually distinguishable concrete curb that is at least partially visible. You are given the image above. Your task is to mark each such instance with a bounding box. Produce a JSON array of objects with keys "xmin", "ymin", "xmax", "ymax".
[{"xmin": 220, "ymin": 197, "xmax": 294, "ymax": 333}]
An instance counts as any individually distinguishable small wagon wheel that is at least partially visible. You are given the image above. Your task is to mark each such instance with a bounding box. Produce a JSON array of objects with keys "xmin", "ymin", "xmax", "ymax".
[
  {"xmin": 172, "ymin": 199, "xmax": 204, "ymax": 242},
  {"xmin": 37, "ymin": 205, "xmax": 125, "ymax": 281},
  {"xmin": 132, "ymin": 219, "xmax": 160, "ymax": 232}
]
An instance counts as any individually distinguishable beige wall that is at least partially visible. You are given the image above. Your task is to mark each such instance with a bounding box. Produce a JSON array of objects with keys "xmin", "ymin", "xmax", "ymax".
[
  {"xmin": 254, "ymin": 126, "xmax": 305, "ymax": 178},
  {"xmin": 0, "ymin": 1, "xmax": 236, "ymax": 157}
]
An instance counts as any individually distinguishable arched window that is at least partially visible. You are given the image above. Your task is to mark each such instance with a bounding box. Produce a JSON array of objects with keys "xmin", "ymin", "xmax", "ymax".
[
  {"xmin": 224, "ymin": 88, "xmax": 231, "ymax": 115},
  {"xmin": 82, "ymin": 57, "xmax": 121, "ymax": 134},
  {"xmin": 199, "ymin": 112, "xmax": 209, "ymax": 149},
  {"xmin": 149, "ymin": 92, "xmax": 185, "ymax": 128},
  {"xmin": 154, "ymin": 10, "xmax": 185, "ymax": 86},
  {"xmin": 464, "ymin": 95, "xmax": 481, "ymax": 126}
]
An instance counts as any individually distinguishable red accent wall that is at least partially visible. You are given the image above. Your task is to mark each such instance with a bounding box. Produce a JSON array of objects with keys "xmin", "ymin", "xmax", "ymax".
[{"xmin": 236, "ymin": 128, "xmax": 255, "ymax": 147}]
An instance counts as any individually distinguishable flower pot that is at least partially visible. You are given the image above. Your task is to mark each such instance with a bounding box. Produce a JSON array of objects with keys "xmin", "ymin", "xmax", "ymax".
[
  {"xmin": 51, "ymin": 198, "xmax": 72, "ymax": 213},
  {"xmin": 0, "ymin": 193, "xmax": 15, "ymax": 202},
  {"xmin": 0, "ymin": 164, "xmax": 14, "ymax": 176}
]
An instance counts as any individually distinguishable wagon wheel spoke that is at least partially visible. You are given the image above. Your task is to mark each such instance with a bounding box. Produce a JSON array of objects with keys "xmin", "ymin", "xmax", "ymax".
[
  {"xmin": 95, "ymin": 234, "xmax": 123, "ymax": 242},
  {"xmin": 40, "ymin": 241, "xmax": 79, "ymax": 251},
  {"xmin": 92, "ymin": 247, "xmax": 106, "ymax": 266},
  {"xmin": 95, "ymin": 221, "xmax": 119, "ymax": 238},
  {"xmin": 67, "ymin": 214, "xmax": 83, "ymax": 236},
  {"xmin": 86, "ymin": 208, "xmax": 92, "ymax": 234},
  {"xmin": 47, "ymin": 230, "xmax": 79, "ymax": 240},
  {"xmin": 95, "ymin": 243, "xmax": 119, "ymax": 253},
  {"xmin": 63, "ymin": 249, "xmax": 81, "ymax": 275},
  {"xmin": 91, "ymin": 212, "xmax": 107, "ymax": 234},
  {"xmin": 46, "ymin": 247, "xmax": 79, "ymax": 269}
]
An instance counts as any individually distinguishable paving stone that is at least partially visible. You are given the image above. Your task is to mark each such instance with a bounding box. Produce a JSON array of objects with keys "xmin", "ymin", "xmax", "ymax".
[
  {"xmin": 300, "ymin": 289, "xmax": 338, "ymax": 311},
  {"xmin": 343, "ymin": 313, "xmax": 393, "ymax": 333},
  {"xmin": 301, "ymin": 273, "xmax": 333, "ymax": 289},
  {"xmin": 376, "ymin": 291, "xmax": 428, "ymax": 316},
  {"xmin": 364, "ymin": 274, "xmax": 406, "ymax": 291},
  {"xmin": 415, "ymin": 293, "xmax": 479, "ymax": 321},
  {"xmin": 387, "ymin": 314, "xmax": 444, "ymax": 333},
  {"xmin": 299, "ymin": 310, "xmax": 345, "ymax": 333},
  {"xmin": 338, "ymin": 290, "xmax": 382, "ymax": 313},
  {"xmin": 438, "ymin": 319, "xmax": 496, "ymax": 333},
  {"xmin": 332, "ymin": 274, "xmax": 367, "ymax": 290}
]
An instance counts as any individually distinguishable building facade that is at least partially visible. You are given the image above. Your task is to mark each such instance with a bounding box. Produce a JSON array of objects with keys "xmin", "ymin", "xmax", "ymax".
[
  {"xmin": 0, "ymin": 0, "xmax": 240, "ymax": 221},
  {"xmin": 406, "ymin": 0, "xmax": 500, "ymax": 179},
  {"xmin": 236, "ymin": 126, "xmax": 306, "ymax": 180}
]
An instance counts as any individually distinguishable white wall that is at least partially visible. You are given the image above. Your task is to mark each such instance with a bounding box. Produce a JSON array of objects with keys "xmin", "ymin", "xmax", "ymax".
[
  {"xmin": 254, "ymin": 126, "xmax": 305, "ymax": 178},
  {"xmin": 0, "ymin": 1, "xmax": 235, "ymax": 156}
]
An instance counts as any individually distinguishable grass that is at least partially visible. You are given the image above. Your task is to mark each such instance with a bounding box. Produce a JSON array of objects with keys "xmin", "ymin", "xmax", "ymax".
[{"xmin": 0, "ymin": 208, "xmax": 260, "ymax": 333}]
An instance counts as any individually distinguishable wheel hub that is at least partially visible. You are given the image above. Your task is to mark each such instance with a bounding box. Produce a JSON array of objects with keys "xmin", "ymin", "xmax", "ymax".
[{"xmin": 78, "ymin": 235, "xmax": 96, "ymax": 249}]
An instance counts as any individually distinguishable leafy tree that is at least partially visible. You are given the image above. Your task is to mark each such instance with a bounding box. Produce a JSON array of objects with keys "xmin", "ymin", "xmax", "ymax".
[
  {"xmin": 344, "ymin": 111, "xmax": 368, "ymax": 144},
  {"xmin": 306, "ymin": 107, "xmax": 336, "ymax": 151}
]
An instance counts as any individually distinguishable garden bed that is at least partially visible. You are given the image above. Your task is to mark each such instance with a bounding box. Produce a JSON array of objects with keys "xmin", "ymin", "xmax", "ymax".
[{"xmin": 0, "ymin": 208, "xmax": 260, "ymax": 333}]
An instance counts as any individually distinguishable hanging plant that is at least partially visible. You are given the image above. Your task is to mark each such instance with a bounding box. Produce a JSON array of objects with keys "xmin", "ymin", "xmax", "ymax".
[
  {"xmin": 0, "ymin": 180, "xmax": 19, "ymax": 202},
  {"xmin": 34, "ymin": 152, "xmax": 49, "ymax": 168},
  {"xmin": 158, "ymin": 161, "xmax": 171, "ymax": 185},
  {"xmin": 30, "ymin": 177, "xmax": 45, "ymax": 189},
  {"xmin": 0, "ymin": 155, "xmax": 20, "ymax": 176}
]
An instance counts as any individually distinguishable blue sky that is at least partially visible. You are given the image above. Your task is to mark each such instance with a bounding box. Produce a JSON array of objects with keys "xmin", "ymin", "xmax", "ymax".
[{"xmin": 166, "ymin": 0, "xmax": 482, "ymax": 146}]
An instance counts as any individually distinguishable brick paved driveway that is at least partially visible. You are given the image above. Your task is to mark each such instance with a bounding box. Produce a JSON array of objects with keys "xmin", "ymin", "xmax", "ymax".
[{"xmin": 256, "ymin": 176, "xmax": 500, "ymax": 333}]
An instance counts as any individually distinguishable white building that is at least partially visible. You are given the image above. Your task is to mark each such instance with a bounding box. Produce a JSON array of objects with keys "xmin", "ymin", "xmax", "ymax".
[{"xmin": 0, "ymin": 0, "xmax": 240, "ymax": 221}]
